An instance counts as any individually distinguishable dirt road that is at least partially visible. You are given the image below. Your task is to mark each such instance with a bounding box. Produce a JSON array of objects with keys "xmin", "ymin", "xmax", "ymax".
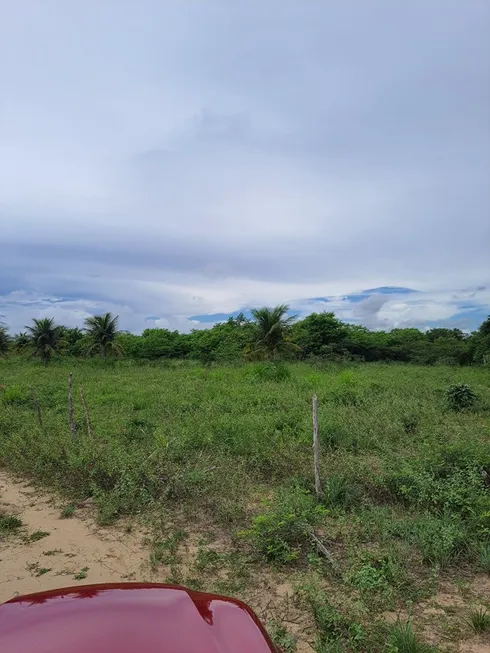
[{"xmin": 0, "ymin": 470, "xmax": 149, "ymax": 602}]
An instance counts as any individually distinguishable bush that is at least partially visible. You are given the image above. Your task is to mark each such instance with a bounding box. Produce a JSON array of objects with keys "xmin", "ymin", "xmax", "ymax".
[
  {"xmin": 400, "ymin": 515, "xmax": 468, "ymax": 568},
  {"xmin": 241, "ymin": 486, "xmax": 327, "ymax": 564},
  {"xmin": 444, "ymin": 383, "xmax": 477, "ymax": 411}
]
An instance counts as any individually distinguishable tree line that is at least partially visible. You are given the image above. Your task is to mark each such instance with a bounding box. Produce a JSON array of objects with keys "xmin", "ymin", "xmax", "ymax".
[{"xmin": 1, "ymin": 306, "xmax": 489, "ymax": 366}]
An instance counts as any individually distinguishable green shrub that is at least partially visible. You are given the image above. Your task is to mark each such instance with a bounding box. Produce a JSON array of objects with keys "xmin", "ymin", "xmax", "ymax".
[
  {"xmin": 411, "ymin": 516, "xmax": 467, "ymax": 568},
  {"xmin": 349, "ymin": 562, "xmax": 389, "ymax": 593},
  {"xmin": 241, "ymin": 486, "xmax": 327, "ymax": 564},
  {"xmin": 444, "ymin": 382, "xmax": 477, "ymax": 411}
]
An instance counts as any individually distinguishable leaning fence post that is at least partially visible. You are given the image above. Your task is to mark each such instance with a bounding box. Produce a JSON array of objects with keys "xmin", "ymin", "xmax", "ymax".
[
  {"xmin": 68, "ymin": 373, "xmax": 76, "ymax": 438},
  {"xmin": 79, "ymin": 386, "xmax": 92, "ymax": 438},
  {"xmin": 312, "ymin": 394, "xmax": 322, "ymax": 499}
]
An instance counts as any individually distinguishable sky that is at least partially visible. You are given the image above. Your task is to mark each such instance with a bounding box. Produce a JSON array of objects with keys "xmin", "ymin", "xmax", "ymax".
[{"xmin": 1, "ymin": 1, "xmax": 489, "ymax": 334}]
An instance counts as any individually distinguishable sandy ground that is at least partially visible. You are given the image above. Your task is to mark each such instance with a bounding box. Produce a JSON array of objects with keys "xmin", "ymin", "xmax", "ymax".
[
  {"xmin": 0, "ymin": 471, "xmax": 316, "ymax": 652},
  {"xmin": 0, "ymin": 470, "xmax": 150, "ymax": 602}
]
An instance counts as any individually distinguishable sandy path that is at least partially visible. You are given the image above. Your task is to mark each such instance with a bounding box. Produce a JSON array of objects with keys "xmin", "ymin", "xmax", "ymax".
[{"xmin": 0, "ymin": 471, "xmax": 150, "ymax": 603}]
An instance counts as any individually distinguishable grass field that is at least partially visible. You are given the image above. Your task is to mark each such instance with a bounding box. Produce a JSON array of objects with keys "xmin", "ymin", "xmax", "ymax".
[{"xmin": 1, "ymin": 358, "xmax": 489, "ymax": 651}]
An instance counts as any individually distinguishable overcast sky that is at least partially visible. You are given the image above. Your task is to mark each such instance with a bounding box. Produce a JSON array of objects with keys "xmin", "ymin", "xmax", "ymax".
[{"xmin": 1, "ymin": 1, "xmax": 489, "ymax": 333}]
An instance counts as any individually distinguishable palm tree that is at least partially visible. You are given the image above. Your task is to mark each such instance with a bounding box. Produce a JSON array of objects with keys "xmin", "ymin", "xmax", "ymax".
[
  {"xmin": 84, "ymin": 312, "xmax": 124, "ymax": 358},
  {"xmin": 26, "ymin": 318, "xmax": 62, "ymax": 365},
  {"xmin": 0, "ymin": 326, "xmax": 10, "ymax": 357},
  {"xmin": 248, "ymin": 304, "xmax": 300, "ymax": 360},
  {"xmin": 13, "ymin": 331, "xmax": 30, "ymax": 353}
]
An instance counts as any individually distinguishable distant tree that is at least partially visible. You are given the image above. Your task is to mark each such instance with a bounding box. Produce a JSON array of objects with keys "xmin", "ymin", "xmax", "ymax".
[
  {"xmin": 84, "ymin": 312, "xmax": 124, "ymax": 358},
  {"xmin": 26, "ymin": 318, "xmax": 63, "ymax": 365},
  {"xmin": 471, "ymin": 315, "xmax": 490, "ymax": 364},
  {"xmin": 426, "ymin": 328, "xmax": 465, "ymax": 342},
  {"xmin": 13, "ymin": 331, "xmax": 30, "ymax": 353},
  {"xmin": 248, "ymin": 304, "xmax": 299, "ymax": 360},
  {"xmin": 291, "ymin": 312, "xmax": 348, "ymax": 358},
  {"xmin": 0, "ymin": 326, "xmax": 10, "ymax": 357},
  {"xmin": 58, "ymin": 326, "xmax": 85, "ymax": 355}
]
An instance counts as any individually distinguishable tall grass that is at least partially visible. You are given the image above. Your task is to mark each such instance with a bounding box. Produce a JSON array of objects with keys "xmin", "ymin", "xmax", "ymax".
[{"xmin": 1, "ymin": 357, "xmax": 489, "ymax": 649}]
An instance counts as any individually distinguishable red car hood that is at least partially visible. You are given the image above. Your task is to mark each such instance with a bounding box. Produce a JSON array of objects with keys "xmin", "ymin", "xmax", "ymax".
[{"xmin": 0, "ymin": 583, "xmax": 278, "ymax": 653}]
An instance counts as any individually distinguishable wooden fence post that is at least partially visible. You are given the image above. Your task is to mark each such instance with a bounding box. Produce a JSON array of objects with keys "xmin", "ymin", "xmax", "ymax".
[
  {"xmin": 68, "ymin": 373, "xmax": 76, "ymax": 438},
  {"xmin": 312, "ymin": 394, "xmax": 322, "ymax": 499}
]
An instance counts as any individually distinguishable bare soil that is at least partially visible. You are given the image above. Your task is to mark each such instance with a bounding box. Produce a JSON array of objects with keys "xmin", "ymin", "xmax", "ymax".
[{"xmin": 0, "ymin": 470, "xmax": 152, "ymax": 601}]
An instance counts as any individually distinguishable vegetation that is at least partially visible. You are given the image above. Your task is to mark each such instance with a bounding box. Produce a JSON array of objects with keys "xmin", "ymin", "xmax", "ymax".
[
  {"xmin": 83, "ymin": 312, "xmax": 124, "ymax": 358},
  {"xmin": 468, "ymin": 607, "xmax": 490, "ymax": 634},
  {"xmin": 1, "ymin": 307, "xmax": 489, "ymax": 650},
  {"xmin": 0, "ymin": 511, "xmax": 23, "ymax": 537},
  {"xmin": 444, "ymin": 382, "xmax": 478, "ymax": 411},
  {"xmin": 247, "ymin": 304, "xmax": 299, "ymax": 360},
  {"xmin": 0, "ymin": 325, "xmax": 10, "ymax": 357},
  {"xmin": 0, "ymin": 308, "xmax": 488, "ymax": 366},
  {"xmin": 26, "ymin": 317, "xmax": 63, "ymax": 366},
  {"xmin": 1, "ymin": 354, "xmax": 489, "ymax": 650}
]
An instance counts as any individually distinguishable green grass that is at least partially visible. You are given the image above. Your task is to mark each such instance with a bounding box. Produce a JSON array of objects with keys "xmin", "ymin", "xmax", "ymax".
[
  {"xmin": 0, "ymin": 511, "xmax": 23, "ymax": 536},
  {"xmin": 24, "ymin": 530, "xmax": 50, "ymax": 543},
  {"xmin": 468, "ymin": 607, "xmax": 490, "ymax": 634},
  {"xmin": 1, "ymin": 357, "xmax": 489, "ymax": 650},
  {"xmin": 388, "ymin": 620, "xmax": 437, "ymax": 652}
]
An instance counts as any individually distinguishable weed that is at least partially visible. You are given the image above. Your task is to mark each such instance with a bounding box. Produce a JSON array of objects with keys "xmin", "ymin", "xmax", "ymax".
[
  {"xmin": 468, "ymin": 607, "xmax": 490, "ymax": 634},
  {"xmin": 401, "ymin": 413, "xmax": 419, "ymax": 434},
  {"xmin": 194, "ymin": 548, "xmax": 222, "ymax": 572},
  {"xmin": 246, "ymin": 362, "xmax": 291, "ymax": 382},
  {"xmin": 74, "ymin": 567, "xmax": 89, "ymax": 580},
  {"xmin": 444, "ymin": 383, "xmax": 477, "ymax": 411},
  {"xmin": 43, "ymin": 549, "xmax": 63, "ymax": 556},
  {"xmin": 322, "ymin": 474, "xmax": 360, "ymax": 511},
  {"xmin": 396, "ymin": 516, "xmax": 467, "ymax": 569},
  {"xmin": 60, "ymin": 504, "xmax": 76, "ymax": 519},
  {"xmin": 479, "ymin": 543, "xmax": 490, "ymax": 574},
  {"xmin": 242, "ymin": 486, "xmax": 327, "ymax": 564},
  {"xmin": 304, "ymin": 584, "xmax": 365, "ymax": 651},
  {"xmin": 0, "ymin": 512, "xmax": 23, "ymax": 536},
  {"xmin": 24, "ymin": 530, "xmax": 50, "ymax": 543},
  {"xmin": 387, "ymin": 619, "xmax": 436, "ymax": 652},
  {"xmin": 26, "ymin": 562, "xmax": 52, "ymax": 577},
  {"xmin": 150, "ymin": 531, "xmax": 186, "ymax": 569},
  {"xmin": 267, "ymin": 621, "xmax": 297, "ymax": 652}
]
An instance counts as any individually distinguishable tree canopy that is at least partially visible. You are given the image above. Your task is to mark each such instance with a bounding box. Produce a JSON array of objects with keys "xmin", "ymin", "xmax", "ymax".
[{"xmin": 1, "ymin": 310, "xmax": 488, "ymax": 367}]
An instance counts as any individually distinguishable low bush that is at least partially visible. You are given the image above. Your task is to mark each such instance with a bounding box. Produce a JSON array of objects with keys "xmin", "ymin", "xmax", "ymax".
[
  {"xmin": 444, "ymin": 382, "xmax": 477, "ymax": 411},
  {"xmin": 241, "ymin": 485, "xmax": 327, "ymax": 564}
]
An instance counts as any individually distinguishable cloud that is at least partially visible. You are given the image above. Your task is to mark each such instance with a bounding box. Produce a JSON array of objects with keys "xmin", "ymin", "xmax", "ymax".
[{"xmin": 0, "ymin": 1, "xmax": 489, "ymax": 333}]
